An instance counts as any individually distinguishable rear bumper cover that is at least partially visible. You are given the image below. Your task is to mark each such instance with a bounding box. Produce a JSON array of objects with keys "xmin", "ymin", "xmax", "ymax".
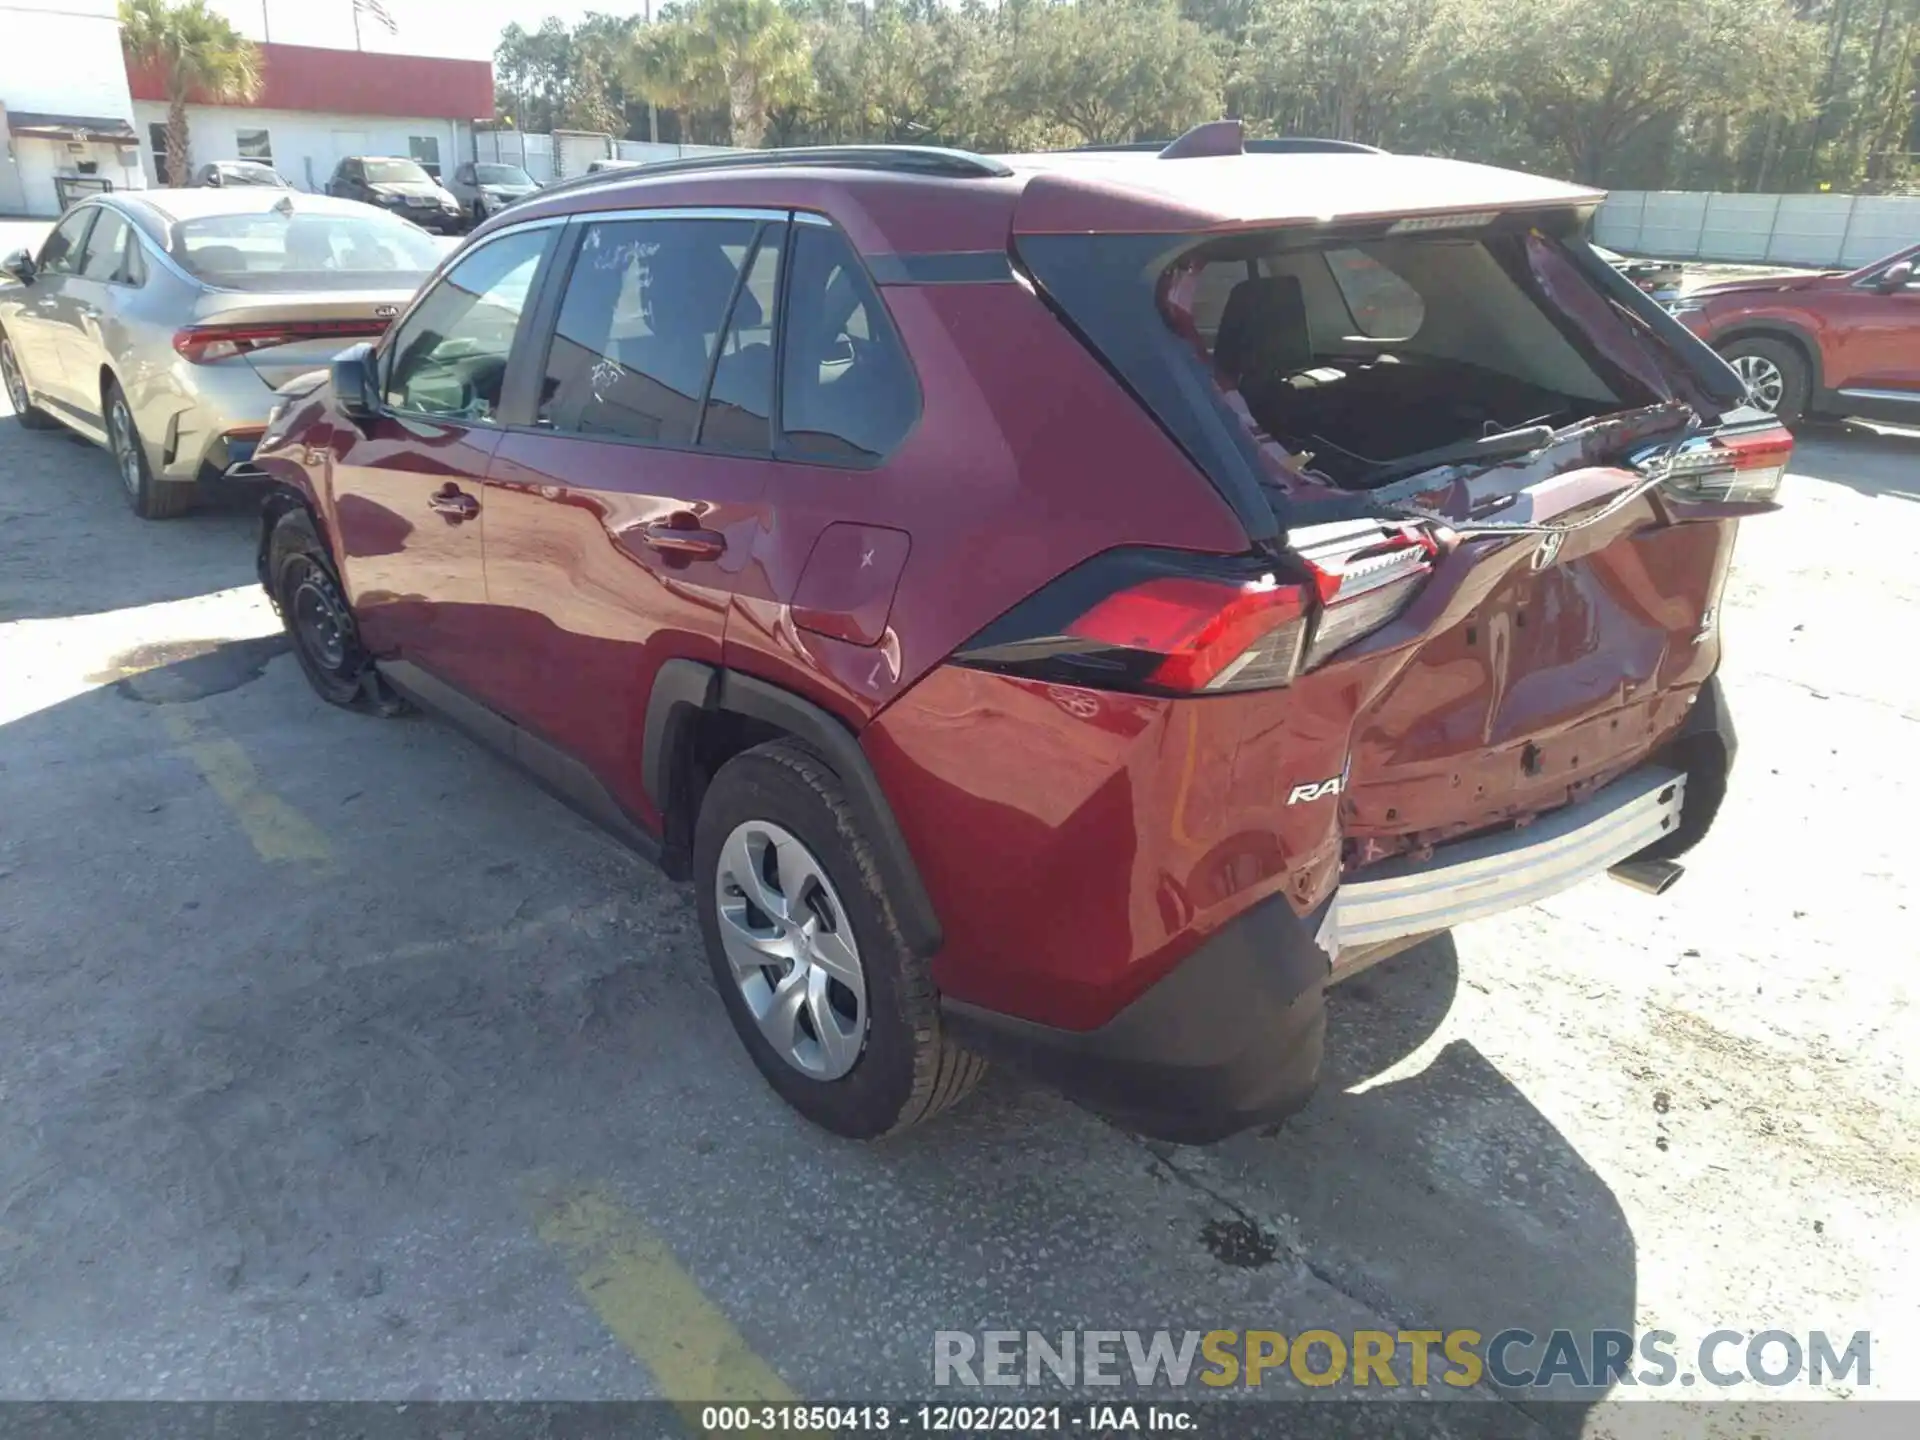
[{"xmin": 942, "ymin": 890, "xmax": 1331, "ymax": 1146}]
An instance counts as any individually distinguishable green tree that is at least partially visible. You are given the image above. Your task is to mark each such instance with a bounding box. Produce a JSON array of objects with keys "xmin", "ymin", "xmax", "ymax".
[
  {"xmin": 1234, "ymin": 0, "xmax": 1445, "ymax": 146},
  {"xmin": 118, "ymin": 0, "xmax": 261, "ymax": 183},
  {"xmin": 996, "ymin": 0, "xmax": 1224, "ymax": 147},
  {"xmin": 626, "ymin": 0, "xmax": 815, "ymax": 147},
  {"xmin": 1457, "ymin": 0, "xmax": 1819, "ymax": 184}
]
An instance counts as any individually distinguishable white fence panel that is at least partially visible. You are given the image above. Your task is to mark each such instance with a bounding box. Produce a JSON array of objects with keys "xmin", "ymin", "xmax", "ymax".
[
  {"xmin": 614, "ymin": 140, "xmax": 738, "ymax": 163},
  {"xmin": 474, "ymin": 131, "xmax": 554, "ymax": 183},
  {"xmin": 1841, "ymin": 197, "xmax": 1916, "ymax": 267},
  {"xmin": 1697, "ymin": 193, "xmax": 1780, "ymax": 261},
  {"xmin": 1598, "ymin": 189, "xmax": 1920, "ymax": 267}
]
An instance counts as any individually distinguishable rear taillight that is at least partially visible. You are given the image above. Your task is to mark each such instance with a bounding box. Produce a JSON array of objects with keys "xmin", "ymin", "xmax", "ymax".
[
  {"xmin": 172, "ymin": 319, "xmax": 389, "ymax": 365},
  {"xmin": 1659, "ymin": 426, "xmax": 1792, "ymax": 504},
  {"xmin": 956, "ymin": 523, "xmax": 1434, "ymax": 697}
]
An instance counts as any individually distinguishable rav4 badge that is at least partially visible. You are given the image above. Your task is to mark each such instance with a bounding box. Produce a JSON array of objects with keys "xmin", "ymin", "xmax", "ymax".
[{"xmin": 1287, "ymin": 776, "xmax": 1346, "ymax": 805}]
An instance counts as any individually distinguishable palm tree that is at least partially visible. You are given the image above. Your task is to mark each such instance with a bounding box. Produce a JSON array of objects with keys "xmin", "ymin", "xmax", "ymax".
[
  {"xmin": 119, "ymin": 0, "xmax": 263, "ymax": 184},
  {"xmin": 625, "ymin": 0, "xmax": 813, "ymax": 148}
]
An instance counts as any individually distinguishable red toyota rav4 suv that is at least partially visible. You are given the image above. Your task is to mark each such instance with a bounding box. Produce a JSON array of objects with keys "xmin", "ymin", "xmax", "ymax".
[{"xmin": 254, "ymin": 124, "xmax": 1775, "ymax": 1144}]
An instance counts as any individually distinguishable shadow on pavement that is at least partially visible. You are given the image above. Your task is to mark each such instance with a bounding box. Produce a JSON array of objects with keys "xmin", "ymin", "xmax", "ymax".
[
  {"xmin": 0, "ymin": 637, "xmax": 1632, "ymax": 1424},
  {"xmin": 1791, "ymin": 421, "xmax": 1920, "ymax": 502}
]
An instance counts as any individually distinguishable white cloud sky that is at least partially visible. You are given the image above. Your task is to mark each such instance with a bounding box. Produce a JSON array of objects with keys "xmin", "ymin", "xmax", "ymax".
[{"xmin": 208, "ymin": 0, "xmax": 637, "ymax": 63}]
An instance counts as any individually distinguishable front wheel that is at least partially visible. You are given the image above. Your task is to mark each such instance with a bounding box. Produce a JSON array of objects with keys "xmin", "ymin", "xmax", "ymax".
[
  {"xmin": 693, "ymin": 740, "xmax": 985, "ymax": 1138},
  {"xmin": 1718, "ymin": 337, "xmax": 1810, "ymax": 426},
  {"xmin": 1, "ymin": 331, "xmax": 58, "ymax": 430},
  {"xmin": 268, "ymin": 506, "xmax": 404, "ymax": 713}
]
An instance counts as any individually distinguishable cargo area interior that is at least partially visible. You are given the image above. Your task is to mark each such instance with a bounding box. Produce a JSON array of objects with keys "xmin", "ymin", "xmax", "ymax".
[{"xmin": 1179, "ymin": 231, "xmax": 1668, "ymax": 489}]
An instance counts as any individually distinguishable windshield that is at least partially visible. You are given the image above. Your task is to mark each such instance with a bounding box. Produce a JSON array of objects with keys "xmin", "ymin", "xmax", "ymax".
[
  {"xmin": 365, "ymin": 160, "xmax": 432, "ymax": 185},
  {"xmin": 223, "ymin": 165, "xmax": 284, "ymax": 187},
  {"xmin": 474, "ymin": 165, "xmax": 532, "ymax": 186},
  {"xmin": 173, "ymin": 209, "xmax": 443, "ymax": 292}
]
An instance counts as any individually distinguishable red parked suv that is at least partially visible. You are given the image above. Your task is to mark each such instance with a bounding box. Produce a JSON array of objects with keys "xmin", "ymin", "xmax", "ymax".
[
  {"xmin": 255, "ymin": 123, "xmax": 1774, "ymax": 1143},
  {"xmin": 1671, "ymin": 240, "xmax": 1918, "ymax": 426}
]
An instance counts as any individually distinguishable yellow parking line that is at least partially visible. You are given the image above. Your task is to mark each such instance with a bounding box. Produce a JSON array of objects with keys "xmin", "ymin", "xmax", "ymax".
[
  {"xmin": 528, "ymin": 1180, "xmax": 803, "ymax": 1429},
  {"xmin": 159, "ymin": 710, "xmax": 334, "ymax": 867}
]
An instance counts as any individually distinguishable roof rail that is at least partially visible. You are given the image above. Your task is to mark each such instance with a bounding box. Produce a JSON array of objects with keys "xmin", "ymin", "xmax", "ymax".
[
  {"xmin": 533, "ymin": 144, "xmax": 1013, "ymax": 204},
  {"xmin": 1072, "ymin": 122, "xmax": 1384, "ymax": 158}
]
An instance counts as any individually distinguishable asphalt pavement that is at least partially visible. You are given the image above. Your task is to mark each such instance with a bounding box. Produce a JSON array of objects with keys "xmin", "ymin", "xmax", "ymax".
[{"xmin": 1, "ymin": 345, "xmax": 1915, "ymax": 1431}]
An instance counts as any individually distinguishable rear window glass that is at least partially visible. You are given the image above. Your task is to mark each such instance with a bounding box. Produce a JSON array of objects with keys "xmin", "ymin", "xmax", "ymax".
[
  {"xmin": 364, "ymin": 160, "xmax": 432, "ymax": 185},
  {"xmin": 1167, "ymin": 232, "xmax": 1661, "ymax": 489},
  {"xmin": 173, "ymin": 210, "xmax": 443, "ymax": 291}
]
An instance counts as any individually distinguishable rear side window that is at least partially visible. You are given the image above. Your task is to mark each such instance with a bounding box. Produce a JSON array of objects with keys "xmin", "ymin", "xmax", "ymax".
[
  {"xmin": 78, "ymin": 210, "xmax": 133, "ymax": 283},
  {"xmin": 1322, "ymin": 247, "xmax": 1424, "ymax": 340},
  {"xmin": 537, "ymin": 216, "xmax": 756, "ymax": 446},
  {"xmin": 778, "ymin": 225, "xmax": 918, "ymax": 465}
]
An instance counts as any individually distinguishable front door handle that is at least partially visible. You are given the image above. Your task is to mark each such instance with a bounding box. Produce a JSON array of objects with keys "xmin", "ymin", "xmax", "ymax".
[
  {"xmin": 639, "ymin": 521, "xmax": 726, "ymax": 560},
  {"xmin": 429, "ymin": 484, "xmax": 479, "ymax": 521}
]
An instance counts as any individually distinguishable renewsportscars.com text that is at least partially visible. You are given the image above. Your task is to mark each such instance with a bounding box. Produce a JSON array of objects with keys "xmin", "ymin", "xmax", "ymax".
[{"xmin": 933, "ymin": 1329, "xmax": 1871, "ymax": 1391}]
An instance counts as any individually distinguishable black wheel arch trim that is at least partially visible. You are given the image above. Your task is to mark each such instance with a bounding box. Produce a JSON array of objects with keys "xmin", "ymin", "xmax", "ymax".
[{"xmin": 641, "ymin": 661, "xmax": 944, "ymax": 958}]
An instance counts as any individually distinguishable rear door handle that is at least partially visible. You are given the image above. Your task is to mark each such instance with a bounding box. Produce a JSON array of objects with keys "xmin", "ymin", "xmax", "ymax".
[
  {"xmin": 429, "ymin": 484, "xmax": 479, "ymax": 520},
  {"xmin": 640, "ymin": 521, "xmax": 726, "ymax": 560}
]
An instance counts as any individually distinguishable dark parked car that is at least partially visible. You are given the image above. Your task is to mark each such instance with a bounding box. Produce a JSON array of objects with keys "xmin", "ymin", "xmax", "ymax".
[
  {"xmin": 1593, "ymin": 244, "xmax": 1683, "ymax": 303},
  {"xmin": 324, "ymin": 156, "xmax": 464, "ymax": 233},
  {"xmin": 447, "ymin": 161, "xmax": 541, "ymax": 227},
  {"xmin": 253, "ymin": 124, "xmax": 1773, "ymax": 1143},
  {"xmin": 1669, "ymin": 241, "xmax": 1918, "ymax": 425},
  {"xmin": 192, "ymin": 160, "xmax": 291, "ymax": 189}
]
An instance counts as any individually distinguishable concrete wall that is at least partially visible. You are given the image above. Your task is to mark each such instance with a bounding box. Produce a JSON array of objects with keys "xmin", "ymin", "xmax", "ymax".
[
  {"xmin": 1595, "ymin": 190, "xmax": 1920, "ymax": 268},
  {"xmin": 133, "ymin": 104, "xmax": 472, "ymax": 193}
]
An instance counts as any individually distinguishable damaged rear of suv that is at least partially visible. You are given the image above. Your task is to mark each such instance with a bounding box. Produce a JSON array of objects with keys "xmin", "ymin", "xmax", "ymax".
[{"xmin": 260, "ymin": 126, "xmax": 1774, "ymax": 1145}]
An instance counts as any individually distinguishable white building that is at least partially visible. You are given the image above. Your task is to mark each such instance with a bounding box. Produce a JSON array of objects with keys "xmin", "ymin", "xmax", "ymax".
[
  {"xmin": 0, "ymin": 0, "xmax": 144, "ymax": 217},
  {"xmin": 128, "ymin": 41, "xmax": 494, "ymax": 195},
  {"xmin": 0, "ymin": 6, "xmax": 493, "ymax": 216}
]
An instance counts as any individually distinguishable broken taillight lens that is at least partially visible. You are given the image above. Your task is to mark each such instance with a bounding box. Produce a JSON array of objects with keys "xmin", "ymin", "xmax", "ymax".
[
  {"xmin": 1659, "ymin": 426, "xmax": 1792, "ymax": 504},
  {"xmin": 955, "ymin": 525, "xmax": 1435, "ymax": 697}
]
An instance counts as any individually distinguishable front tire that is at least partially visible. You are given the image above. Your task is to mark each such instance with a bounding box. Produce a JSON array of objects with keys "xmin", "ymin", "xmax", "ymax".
[
  {"xmin": 694, "ymin": 739, "xmax": 985, "ymax": 1138},
  {"xmin": 105, "ymin": 380, "xmax": 194, "ymax": 518},
  {"xmin": 1, "ymin": 330, "xmax": 57, "ymax": 430},
  {"xmin": 1719, "ymin": 336, "xmax": 1810, "ymax": 426},
  {"xmin": 268, "ymin": 506, "xmax": 402, "ymax": 713}
]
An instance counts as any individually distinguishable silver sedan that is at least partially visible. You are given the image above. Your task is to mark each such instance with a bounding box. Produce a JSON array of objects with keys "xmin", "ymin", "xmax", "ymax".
[{"xmin": 0, "ymin": 188, "xmax": 443, "ymax": 518}]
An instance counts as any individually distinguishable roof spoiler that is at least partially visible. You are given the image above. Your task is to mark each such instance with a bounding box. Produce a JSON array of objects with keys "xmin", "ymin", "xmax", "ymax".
[{"xmin": 1074, "ymin": 122, "xmax": 1384, "ymax": 159}]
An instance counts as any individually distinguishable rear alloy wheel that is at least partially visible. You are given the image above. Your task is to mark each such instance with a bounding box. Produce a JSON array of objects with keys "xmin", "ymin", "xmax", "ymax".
[
  {"xmin": 105, "ymin": 381, "xmax": 194, "ymax": 518},
  {"xmin": 694, "ymin": 740, "xmax": 986, "ymax": 1138},
  {"xmin": 1719, "ymin": 337, "xmax": 1810, "ymax": 426},
  {"xmin": 1, "ymin": 333, "xmax": 57, "ymax": 430}
]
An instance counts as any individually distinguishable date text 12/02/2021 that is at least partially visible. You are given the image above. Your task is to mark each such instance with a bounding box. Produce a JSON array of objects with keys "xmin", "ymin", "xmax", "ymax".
[{"xmin": 699, "ymin": 1406, "xmax": 1194, "ymax": 1432}]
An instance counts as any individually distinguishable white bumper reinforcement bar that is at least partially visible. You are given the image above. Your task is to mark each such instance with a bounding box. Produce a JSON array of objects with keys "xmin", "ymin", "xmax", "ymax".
[{"xmin": 1331, "ymin": 764, "xmax": 1687, "ymax": 953}]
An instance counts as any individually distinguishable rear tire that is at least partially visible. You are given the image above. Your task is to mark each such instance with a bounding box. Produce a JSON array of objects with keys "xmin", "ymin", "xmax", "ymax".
[
  {"xmin": 1, "ymin": 330, "xmax": 57, "ymax": 430},
  {"xmin": 1718, "ymin": 336, "xmax": 1810, "ymax": 426},
  {"xmin": 105, "ymin": 379, "xmax": 195, "ymax": 518},
  {"xmin": 693, "ymin": 739, "xmax": 985, "ymax": 1138},
  {"xmin": 268, "ymin": 506, "xmax": 403, "ymax": 714}
]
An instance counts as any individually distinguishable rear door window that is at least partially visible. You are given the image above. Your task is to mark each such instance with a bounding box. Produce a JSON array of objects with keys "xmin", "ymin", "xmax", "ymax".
[
  {"xmin": 777, "ymin": 224, "xmax": 918, "ymax": 464},
  {"xmin": 536, "ymin": 216, "xmax": 756, "ymax": 447},
  {"xmin": 1322, "ymin": 247, "xmax": 1425, "ymax": 341},
  {"xmin": 77, "ymin": 210, "xmax": 133, "ymax": 283},
  {"xmin": 699, "ymin": 225, "xmax": 783, "ymax": 453}
]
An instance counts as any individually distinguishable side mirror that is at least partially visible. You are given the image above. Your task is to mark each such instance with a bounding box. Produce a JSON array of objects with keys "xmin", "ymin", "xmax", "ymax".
[
  {"xmin": 332, "ymin": 343, "xmax": 380, "ymax": 423},
  {"xmin": 2, "ymin": 249, "xmax": 35, "ymax": 285},
  {"xmin": 205, "ymin": 170, "xmax": 223, "ymax": 188},
  {"xmin": 1877, "ymin": 259, "xmax": 1915, "ymax": 292}
]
